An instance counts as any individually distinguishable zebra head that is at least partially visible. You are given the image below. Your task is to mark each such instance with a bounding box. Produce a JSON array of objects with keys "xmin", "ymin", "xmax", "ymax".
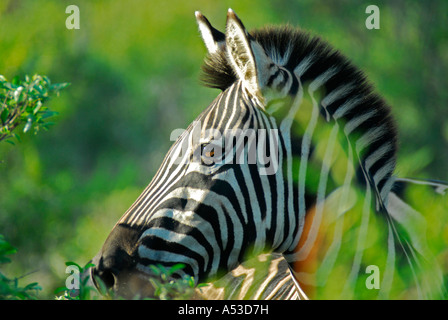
[
  {"xmin": 91, "ymin": 9, "xmax": 302, "ymax": 298},
  {"xmin": 90, "ymin": 7, "xmax": 436, "ymax": 299}
]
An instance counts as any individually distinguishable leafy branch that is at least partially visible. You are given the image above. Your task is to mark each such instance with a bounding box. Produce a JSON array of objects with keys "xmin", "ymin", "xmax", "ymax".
[
  {"xmin": 0, "ymin": 74, "xmax": 69, "ymax": 144},
  {"xmin": 54, "ymin": 261, "xmax": 102, "ymax": 300},
  {"xmin": 0, "ymin": 234, "xmax": 42, "ymax": 300},
  {"xmin": 148, "ymin": 264, "xmax": 208, "ymax": 300},
  {"xmin": 54, "ymin": 262, "xmax": 207, "ymax": 300}
]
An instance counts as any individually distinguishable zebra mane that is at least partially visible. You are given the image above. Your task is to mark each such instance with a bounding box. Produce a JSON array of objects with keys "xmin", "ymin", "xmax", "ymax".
[
  {"xmin": 200, "ymin": 24, "xmax": 398, "ymax": 205},
  {"xmin": 201, "ymin": 25, "xmax": 351, "ymax": 90}
]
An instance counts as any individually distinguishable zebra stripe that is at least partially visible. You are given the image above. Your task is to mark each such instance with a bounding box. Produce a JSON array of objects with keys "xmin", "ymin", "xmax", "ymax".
[{"xmin": 90, "ymin": 9, "xmax": 446, "ymax": 300}]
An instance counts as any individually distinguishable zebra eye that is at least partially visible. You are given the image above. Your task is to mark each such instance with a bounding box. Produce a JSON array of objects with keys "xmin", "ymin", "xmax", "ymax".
[{"xmin": 201, "ymin": 143, "xmax": 217, "ymax": 166}]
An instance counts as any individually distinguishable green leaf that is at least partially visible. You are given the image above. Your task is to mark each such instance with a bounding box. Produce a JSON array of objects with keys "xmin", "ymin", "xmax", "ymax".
[
  {"xmin": 11, "ymin": 76, "xmax": 20, "ymax": 86},
  {"xmin": 0, "ymin": 108, "xmax": 9, "ymax": 124},
  {"xmin": 12, "ymin": 133, "xmax": 21, "ymax": 143},
  {"xmin": 0, "ymin": 236, "xmax": 17, "ymax": 259},
  {"xmin": 32, "ymin": 101, "xmax": 42, "ymax": 115},
  {"xmin": 83, "ymin": 262, "xmax": 96, "ymax": 270},
  {"xmin": 13, "ymin": 87, "xmax": 24, "ymax": 103},
  {"xmin": 54, "ymin": 286, "xmax": 68, "ymax": 295},
  {"xmin": 168, "ymin": 263, "xmax": 185, "ymax": 275},
  {"xmin": 23, "ymin": 117, "xmax": 33, "ymax": 133},
  {"xmin": 149, "ymin": 264, "xmax": 162, "ymax": 276},
  {"xmin": 40, "ymin": 110, "xmax": 58, "ymax": 119},
  {"xmin": 65, "ymin": 261, "xmax": 82, "ymax": 270},
  {"xmin": 197, "ymin": 282, "xmax": 209, "ymax": 288},
  {"xmin": 50, "ymin": 82, "xmax": 70, "ymax": 92},
  {"xmin": 23, "ymin": 282, "xmax": 41, "ymax": 291},
  {"xmin": 0, "ymin": 74, "xmax": 67, "ymax": 145}
]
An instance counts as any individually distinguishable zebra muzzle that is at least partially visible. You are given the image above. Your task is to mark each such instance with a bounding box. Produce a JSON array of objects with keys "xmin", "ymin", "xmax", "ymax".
[{"xmin": 90, "ymin": 224, "xmax": 156, "ymax": 299}]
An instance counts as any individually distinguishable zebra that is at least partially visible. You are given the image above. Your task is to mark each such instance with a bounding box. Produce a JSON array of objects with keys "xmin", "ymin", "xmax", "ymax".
[
  {"xmin": 195, "ymin": 177, "xmax": 448, "ymax": 300},
  {"xmin": 89, "ymin": 9, "xmax": 447, "ymax": 300}
]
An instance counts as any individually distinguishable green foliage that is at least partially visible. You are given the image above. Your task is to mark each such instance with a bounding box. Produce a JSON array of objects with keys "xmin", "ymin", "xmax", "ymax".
[
  {"xmin": 0, "ymin": 234, "xmax": 16, "ymax": 264},
  {"xmin": 0, "ymin": 1, "xmax": 446, "ymax": 299},
  {"xmin": 0, "ymin": 74, "xmax": 69, "ymax": 144},
  {"xmin": 0, "ymin": 234, "xmax": 42, "ymax": 300},
  {"xmin": 54, "ymin": 261, "xmax": 101, "ymax": 300},
  {"xmin": 148, "ymin": 264, "xmax": 204, "ymax": 300},
  {"xmin": 54, "ymin": 262, "xmax": 207, "ymax": 300}
]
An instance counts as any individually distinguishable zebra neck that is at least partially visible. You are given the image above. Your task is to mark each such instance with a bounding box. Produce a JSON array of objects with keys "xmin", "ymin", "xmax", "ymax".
[
  {"xmin": 301, "ymin": 72, "xmax": 396, "ymax": 208},
  {"xmin": 250, "ymin": 26, "xmax": 398, "ymax": 210},
  {"xmin": 274, "ymin": 73, "xmax": 398, "ymax": 260}
]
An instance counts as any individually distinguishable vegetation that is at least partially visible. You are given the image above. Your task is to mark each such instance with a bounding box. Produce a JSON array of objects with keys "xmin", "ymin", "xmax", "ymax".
[
  {"xmin": 0, "ymin": 75, "xmax": 69, "ymax": 143},
  {"xmin": 54, "ymin": 262, "xmax": 202, "ymax": 300},
  {"xmin": 0, "ymin": 234, "xmax": 41, "ymax": 299},
  {"xmin": 0, "ymin": 74, "xmax": 67, "ymax": 299},
  {"xmin": 0, "ymin": 1, "xmax": 447, "ymax": 299},
  {"xmin": 54, "ymin": 261, "xmax": 99, "ymax": 300}
]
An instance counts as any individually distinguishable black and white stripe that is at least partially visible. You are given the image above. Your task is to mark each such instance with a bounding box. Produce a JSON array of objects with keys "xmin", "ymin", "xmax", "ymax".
[{"xmin": 90, "ymin": 9, "xmax": 446, "ymax": 300}]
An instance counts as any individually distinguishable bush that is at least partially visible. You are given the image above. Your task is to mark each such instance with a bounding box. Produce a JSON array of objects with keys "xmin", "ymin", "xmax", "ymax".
[
  {"xmin": 0, "ymin": 75, "xmax": 68, "ymax": 299},
  {"xmin": 0, "ymin": 74, "xmax": 69, "ymax": 144},
  {"xmin": 0, "ymin": 234, "xmax": 42, "ymax": 300}
]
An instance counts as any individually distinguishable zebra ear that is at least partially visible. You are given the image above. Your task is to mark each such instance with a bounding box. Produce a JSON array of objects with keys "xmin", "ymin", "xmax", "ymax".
[
  {"xmin": 225, "ymin": 9, "xmax": 275, "ymax": 101},
  {"xmin": 195, "ymin": 11, "xmax": 226, "ymax": 54}
]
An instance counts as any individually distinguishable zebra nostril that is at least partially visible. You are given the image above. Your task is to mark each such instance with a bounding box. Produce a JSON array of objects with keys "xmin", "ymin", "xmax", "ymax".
[
  {"xmin": 95, "ymin": 268, "xmax": 116, "ymax": 291},
  {"xmin": 90, "ymin": 224, "xmax": 148, "ymax": 298}
]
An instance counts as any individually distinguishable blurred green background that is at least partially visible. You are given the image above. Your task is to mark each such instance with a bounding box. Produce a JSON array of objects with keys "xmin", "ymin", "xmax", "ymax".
[{"xmin": 0, "ymin": 0, "xmax": 447, "ymax": 299}]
